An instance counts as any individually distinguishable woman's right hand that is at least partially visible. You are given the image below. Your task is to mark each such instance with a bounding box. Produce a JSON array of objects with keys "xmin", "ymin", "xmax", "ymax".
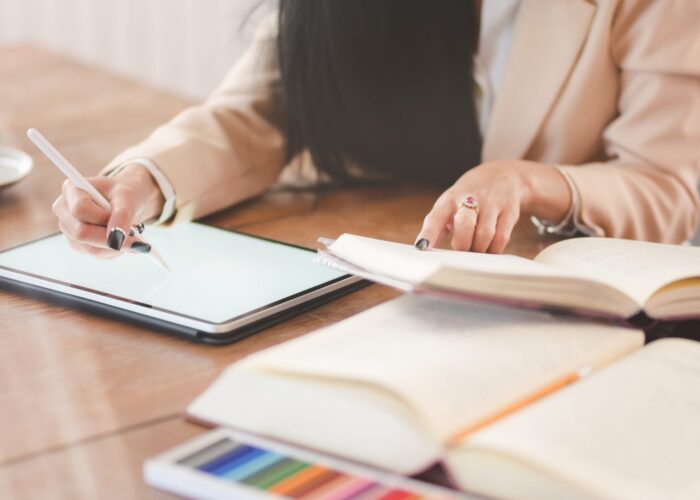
[{"xmin": 52, "ymin": 165, "xmax": 165, "ymax": 258}]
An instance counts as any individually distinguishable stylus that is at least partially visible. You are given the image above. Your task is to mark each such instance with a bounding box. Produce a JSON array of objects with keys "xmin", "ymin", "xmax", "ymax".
[
  {"xmin": 26, "ymin": 128, "xmax": 171, "ymax": 272},
  {"xmin": 28, "ymin": 128, "xmax": 112, "ymax": 212}
]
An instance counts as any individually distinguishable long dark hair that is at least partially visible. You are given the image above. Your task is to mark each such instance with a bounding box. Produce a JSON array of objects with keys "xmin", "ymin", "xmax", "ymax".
[{"xmin": 277, "ymin": 0, "xmax": 482, "ymax": 184}]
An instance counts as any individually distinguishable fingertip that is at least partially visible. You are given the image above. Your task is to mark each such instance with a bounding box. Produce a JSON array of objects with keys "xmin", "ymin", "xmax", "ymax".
[
  {"xmin": 106, "ymin": 200, "xmax": 136, "ymax": 251},
  {"xmin": 129, "ymin": 241, "xmax": 152, "ymax": 254},
  {"xmin": 106, "ymin": 227, "xmax": 126, "ymax": 251},
  {"xmin": 472, "ymin": 226, "xmax": 496, "ymax": 253},
  {"xmin": 417, "ymin": 195, "xmax": 459, "ymax": 251},
  {"xmin": 414, "ymin": 238, "xmax": 430, "ymax": 251},
  {"xmin": 487, "ymin": 232, "xmax": 510, "ymax": 254},
  {"xmin": 488, "ymin": 208, "xmax": 519, "ymax": 254},
  {"xmin": 417, "ymin": 217, "xmax": 446, "ymax": 251}
]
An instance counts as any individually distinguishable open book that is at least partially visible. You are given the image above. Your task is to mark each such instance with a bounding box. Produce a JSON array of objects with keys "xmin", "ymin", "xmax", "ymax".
[
  {"xmin": 314, "ymin": 235, "xmax": 700, "ymax": 322},
  {"xmin": 188, "ymin": 295, "xmax": 700, "ymax": 499}
]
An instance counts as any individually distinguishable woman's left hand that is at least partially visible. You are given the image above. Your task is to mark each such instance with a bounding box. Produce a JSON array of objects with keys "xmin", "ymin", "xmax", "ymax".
[{"xmin": 415, "ymin": 160, "xmax": 571, "ymax": 254}]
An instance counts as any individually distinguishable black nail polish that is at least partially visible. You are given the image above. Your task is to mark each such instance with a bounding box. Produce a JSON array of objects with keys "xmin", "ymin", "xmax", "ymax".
[
  {"xmin": 130, "ymin": 241, "xmax": 152, "ymax": 254},
  {"xmin": 415, "ymin": 238, "xmax": 429, "ymax": 251},
  {"xmin": 128, "ymin": 224, "xmax": 146, "ymax": 237},
  {"xmin": 107, "ymin": 228, "xmax": 125, "ymax": 251}
]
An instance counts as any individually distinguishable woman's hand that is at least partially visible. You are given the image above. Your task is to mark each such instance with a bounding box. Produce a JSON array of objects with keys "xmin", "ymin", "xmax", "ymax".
[
  {"xmin": 52, "ymin": 165, "xmax": 165, "ymax": 258},
  {"xmin": 415, "ymin": 160, "xmax": 572, "ymax": 254}
]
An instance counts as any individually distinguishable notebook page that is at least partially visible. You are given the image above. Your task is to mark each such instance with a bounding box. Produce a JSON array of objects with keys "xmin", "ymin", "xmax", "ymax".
[
  {"xmin": 453, "ymin": 338, "xmax": 700, "ymax": 500},
  {"xmin": 535, "ymin": 238, "xmax": 700, "ymax": 306},
  {"xmin": 242, "ymin": 294, "xmax": 643, "ymax": 443}
]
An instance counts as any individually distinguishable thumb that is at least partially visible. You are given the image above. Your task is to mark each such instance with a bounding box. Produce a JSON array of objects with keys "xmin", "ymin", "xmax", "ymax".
[{"xmin": 106, "ymin": 190, "xmax": 136, "ymax": 251}]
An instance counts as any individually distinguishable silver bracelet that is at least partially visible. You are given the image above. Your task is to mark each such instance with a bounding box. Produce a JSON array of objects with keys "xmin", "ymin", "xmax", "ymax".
[{"xmin": 530, "ymin": 165, "xmax": 580, "ymax": 237}]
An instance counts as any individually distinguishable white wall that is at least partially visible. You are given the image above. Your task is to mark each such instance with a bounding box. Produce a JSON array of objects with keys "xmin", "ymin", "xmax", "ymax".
[{"xmin": 0, "ymin": 0, "xmax": 271, "ymax": 99}]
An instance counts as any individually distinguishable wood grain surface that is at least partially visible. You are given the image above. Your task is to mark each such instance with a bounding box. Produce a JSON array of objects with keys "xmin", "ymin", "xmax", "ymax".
[{"xmin": 0, "ymin": 46, "xmax": 559, "ymax": 499}]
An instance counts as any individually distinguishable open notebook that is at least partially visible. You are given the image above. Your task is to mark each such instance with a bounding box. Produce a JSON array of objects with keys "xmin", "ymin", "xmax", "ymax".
[
  {"xmin": 316, "ymin": 235, "xmax": 700, "ymax": 322},
  {"xmin": 188, "ymin": 295, "xmax": 700, "ymax": 499}
]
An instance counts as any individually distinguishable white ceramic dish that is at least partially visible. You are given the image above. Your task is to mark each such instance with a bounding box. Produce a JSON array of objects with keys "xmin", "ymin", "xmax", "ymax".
[{"xmin": 0, "ymin": 146, "xmax": 33, "ymax": 189}]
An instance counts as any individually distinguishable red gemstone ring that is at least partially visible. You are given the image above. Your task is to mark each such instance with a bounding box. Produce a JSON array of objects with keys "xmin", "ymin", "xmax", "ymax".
[{"xmin": 459, "ymin": 196, "xmax": 480, "ymax": 216}]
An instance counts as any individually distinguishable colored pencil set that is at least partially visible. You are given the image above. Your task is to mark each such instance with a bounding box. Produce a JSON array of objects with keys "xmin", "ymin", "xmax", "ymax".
[{"xmin": 145, "ymin": 429, "xmax": 461, "ymax": 499}]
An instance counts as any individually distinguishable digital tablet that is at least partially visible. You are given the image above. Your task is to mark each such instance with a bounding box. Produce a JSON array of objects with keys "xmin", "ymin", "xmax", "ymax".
[{"xmin": 0, "ymin": 223, "xmax": 365, "ymax": 344}]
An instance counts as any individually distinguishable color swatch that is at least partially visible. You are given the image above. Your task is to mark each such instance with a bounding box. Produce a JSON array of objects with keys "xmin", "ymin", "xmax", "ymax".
[{"xmin": 176, "ymin": 436, "xmax": 452, "ymax": 499}]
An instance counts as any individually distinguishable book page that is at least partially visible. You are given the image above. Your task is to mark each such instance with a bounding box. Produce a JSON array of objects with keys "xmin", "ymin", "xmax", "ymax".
[
  {"xmin": 535, "ymin": 238, "xmax": 700, "ymax": 306},
  {"xmin": 452, "ymin": 338, "xmax": 700, "ymax": 500},
  {"xmin": 240, "ymin": 294, "xmax": 643, "ymax": 444},
  {"xmin": 324, "ymin": 234, "xmax": 641, "ymax": 317},
  {"xmin": 188, "ymin": 368, "xmax": 442, "ymax": 475},
  {"xmin": 327, "ymin": 234, "xmax": 571, "ymax": 285}
]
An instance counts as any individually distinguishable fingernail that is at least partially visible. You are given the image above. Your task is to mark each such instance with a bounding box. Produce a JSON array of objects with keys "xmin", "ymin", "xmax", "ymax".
[
  {"xmin": 107, "ymin": 227, "xmax": 126, "ymax": 251},
  {"xmin": 129, "ymin": 223, "xmax": 145, "ymax": 237},
  {"xmin": 415, "ymin": 238, "xmax": 429, "ymax": 251},
  {"xmin": 129, "ymin": 241, "xmax": 152, "ymax": 254}
]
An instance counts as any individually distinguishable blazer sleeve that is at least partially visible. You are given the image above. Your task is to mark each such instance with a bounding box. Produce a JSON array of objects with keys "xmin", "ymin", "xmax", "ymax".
[
  {"xmin": 559, "ymin": 0, "xmax": 700, "ymax": 243},
  {"xmin": 103, "ymin": 14, "xmax": 286, "ymax": 223}
]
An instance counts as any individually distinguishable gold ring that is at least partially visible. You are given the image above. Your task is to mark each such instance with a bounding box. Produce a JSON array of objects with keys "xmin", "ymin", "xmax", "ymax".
[{"xmin": 459, "ymin": 196, "xmax": 479, "ymax": 216}]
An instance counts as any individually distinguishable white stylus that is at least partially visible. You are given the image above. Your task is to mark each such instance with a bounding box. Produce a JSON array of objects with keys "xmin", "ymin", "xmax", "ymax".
[{"xmin": 27, "ymin": 128, "xmax": 170, "ymax": 271}]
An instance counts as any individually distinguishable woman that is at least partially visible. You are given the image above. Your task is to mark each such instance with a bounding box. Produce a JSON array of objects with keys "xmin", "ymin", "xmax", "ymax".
[{"xmin": 53, "ymin": 0, "xmax": 700, "ymax": 256}]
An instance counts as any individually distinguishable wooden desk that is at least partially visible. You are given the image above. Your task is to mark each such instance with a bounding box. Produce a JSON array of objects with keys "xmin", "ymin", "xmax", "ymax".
[{"xmin": 0, "ymin": 46, "xmax": 557, "ymax": 499}]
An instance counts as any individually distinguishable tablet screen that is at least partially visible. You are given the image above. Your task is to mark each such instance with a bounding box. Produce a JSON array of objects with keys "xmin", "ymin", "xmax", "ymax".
[{"xmin": 0, "ymin": 223, "xmax": 346, "ymax": 324}]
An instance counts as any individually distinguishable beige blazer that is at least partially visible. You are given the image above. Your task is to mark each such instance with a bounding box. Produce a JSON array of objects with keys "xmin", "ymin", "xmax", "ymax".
[{"xmin": 107, "ymin": 0, "xmax": 700, "ymax": 244}]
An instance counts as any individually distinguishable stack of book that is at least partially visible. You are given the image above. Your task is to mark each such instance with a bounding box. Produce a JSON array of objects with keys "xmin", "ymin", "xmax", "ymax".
[{"xmin": 186, "ymin": 236, "xmax": 700, "ymax": 499}]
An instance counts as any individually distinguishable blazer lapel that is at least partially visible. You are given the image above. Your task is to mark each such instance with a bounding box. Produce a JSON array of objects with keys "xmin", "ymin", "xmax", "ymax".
[{"xmin": 482, "ymin": 0, "xmax": 596, "ymax": 161}]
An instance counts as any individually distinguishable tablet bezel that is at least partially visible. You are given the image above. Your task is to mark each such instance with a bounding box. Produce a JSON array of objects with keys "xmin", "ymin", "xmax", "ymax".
[{"xmin": 0, "ymin": 225, "xmax": 364, "ymax": 340}]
